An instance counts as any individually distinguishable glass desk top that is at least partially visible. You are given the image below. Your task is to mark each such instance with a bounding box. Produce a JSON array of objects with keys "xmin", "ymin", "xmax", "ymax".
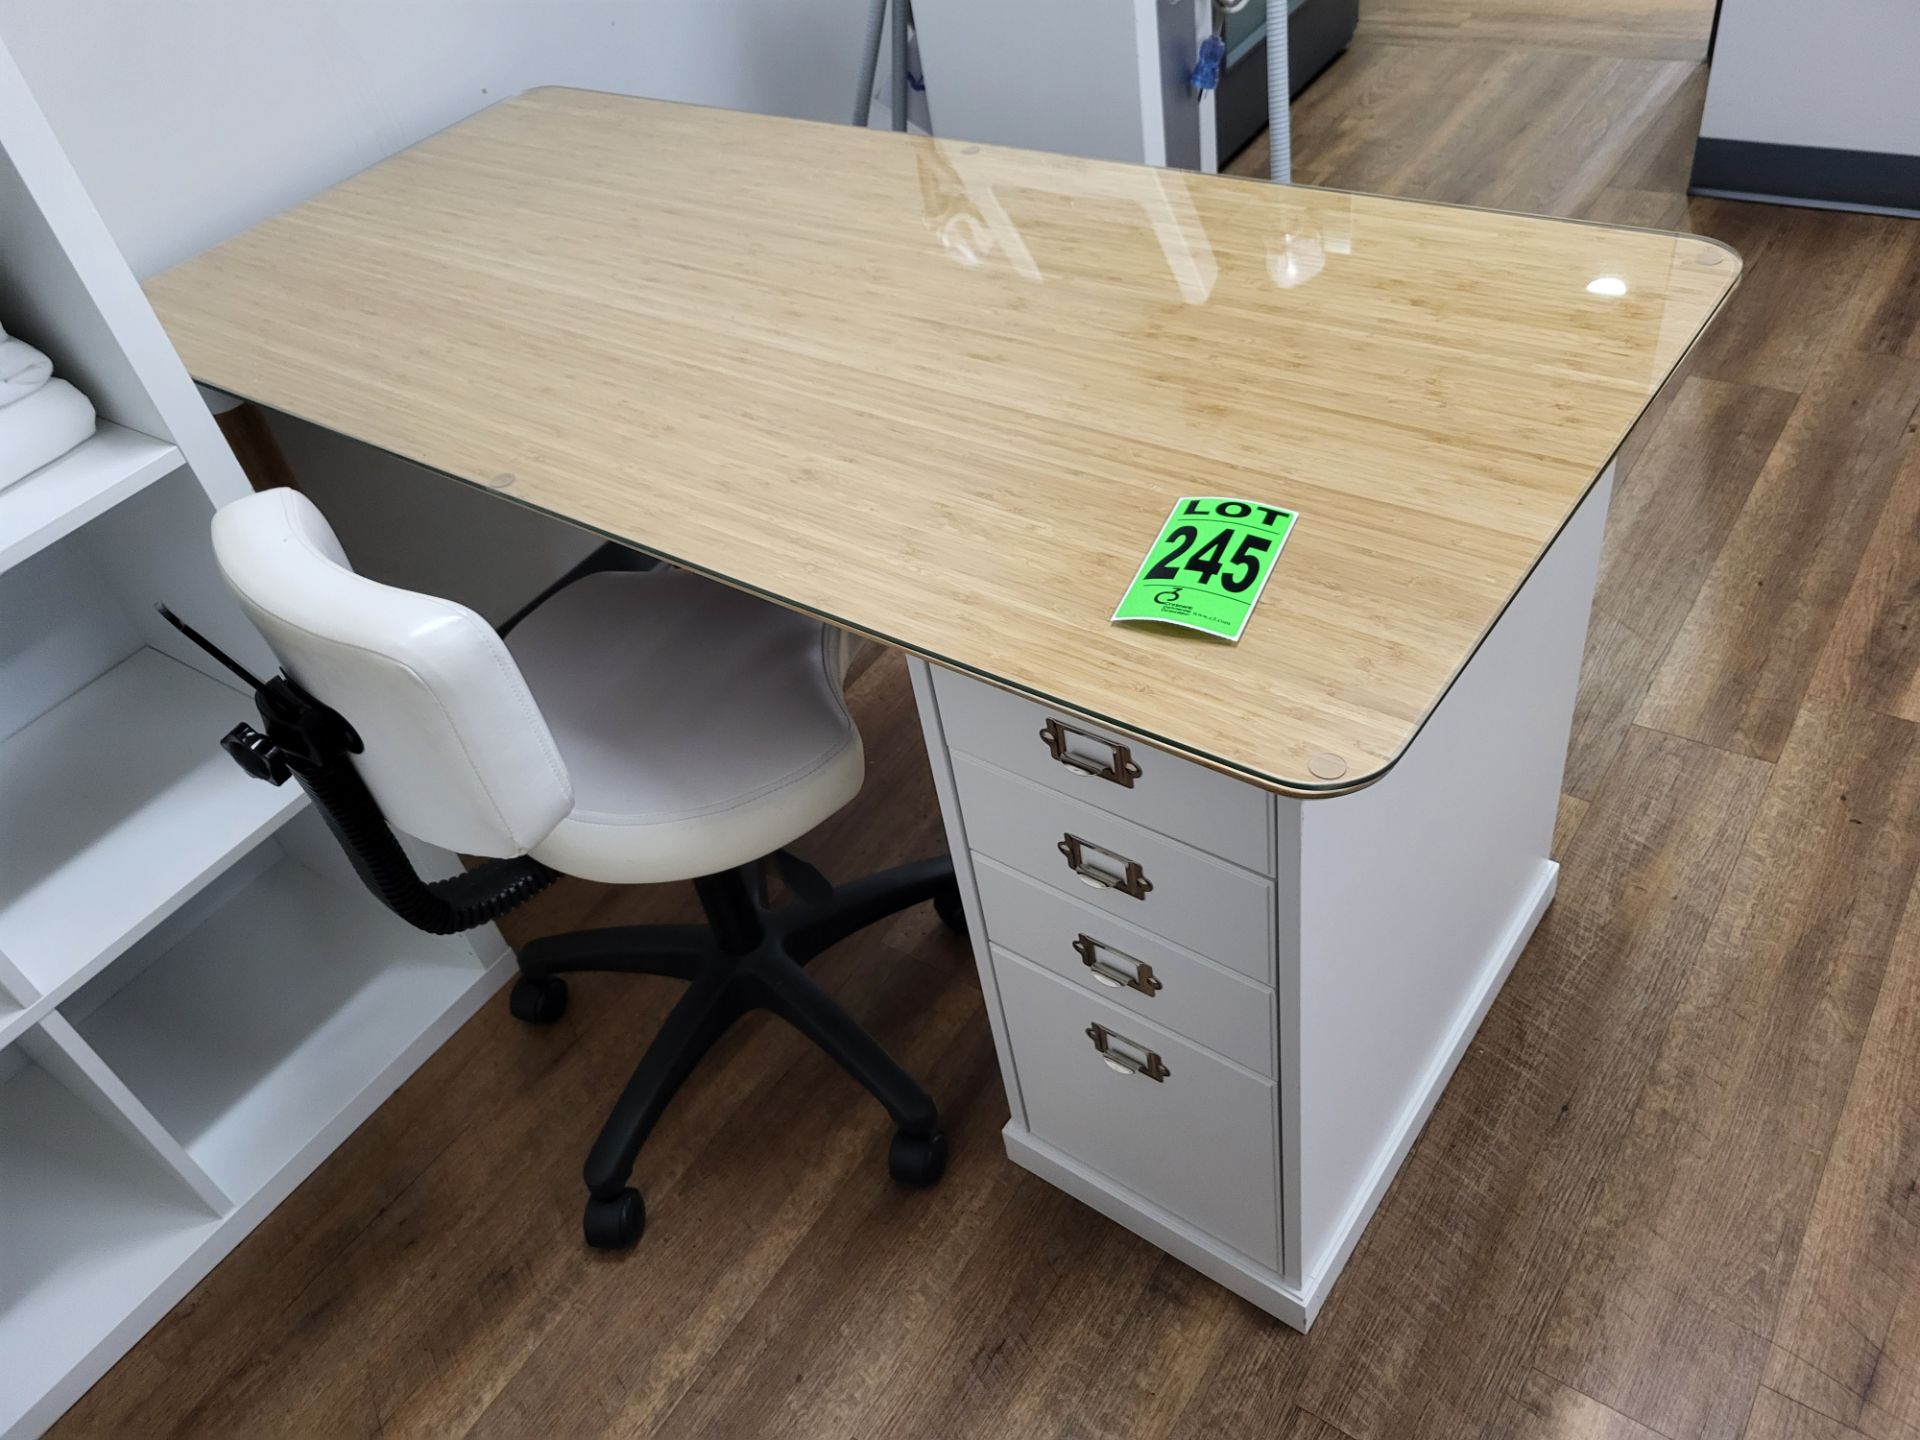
[{"xmin": 146, "ymin": 89, "xmax": 1739, "ymax": 795}]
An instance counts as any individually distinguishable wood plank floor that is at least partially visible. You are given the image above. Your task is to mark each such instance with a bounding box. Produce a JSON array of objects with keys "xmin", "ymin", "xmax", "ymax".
[{"xmin": 58, "ymin": 4, "xmax": 1920, "ymax": 1437}]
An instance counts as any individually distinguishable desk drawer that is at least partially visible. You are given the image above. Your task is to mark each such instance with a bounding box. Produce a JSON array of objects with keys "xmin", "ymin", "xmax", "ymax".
[
  {"xmin": 931, "ymin": 666, "xmax": 1271, "ymax": 874},
  {"xmin": 955, "ymin": 755, "xmax": 1273, "ymax": 971},
  {"xmin": 976, "ymin": 857, "xmax": 1275, "ymax": 1071},
  {"xmin": 996, "ymin": 946, "xmax": 1280, "ymax": 1268}
]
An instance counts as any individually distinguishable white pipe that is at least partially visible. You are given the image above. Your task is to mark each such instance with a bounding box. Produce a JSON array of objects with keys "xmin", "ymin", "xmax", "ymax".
[
  {"xmin": 853, "ymin": 0, "xmax": 888, "ymax": 126},
  {"xmin": 1267, "ymin": 0, "xmax": 1291, "ymax": 182}
]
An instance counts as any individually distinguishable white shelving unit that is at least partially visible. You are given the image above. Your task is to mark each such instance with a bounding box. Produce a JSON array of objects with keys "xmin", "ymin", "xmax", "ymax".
[
  {"xmin": 0, "ymin": 1043, "xmax": 225, "ymax": 1414},
  {"xmin": 69, "ymin": 814, "xmax": 501, "ymax": 1202},
  {"xmin": 0, "ymin": 38, "xmax": 516, "ymax": 1438},
  {"xmin": 0, "ymin": 647, "xmax": 304, "ymax": 998},
  {"xmin": 0, "ymin": 422, "xmax": 181, "ymax": 574}
]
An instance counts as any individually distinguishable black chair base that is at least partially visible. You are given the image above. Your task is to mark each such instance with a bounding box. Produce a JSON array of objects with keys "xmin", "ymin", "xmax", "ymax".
[{"xmin": 511, "ymin": 851, "xmax": 964, "ymax": 1249}]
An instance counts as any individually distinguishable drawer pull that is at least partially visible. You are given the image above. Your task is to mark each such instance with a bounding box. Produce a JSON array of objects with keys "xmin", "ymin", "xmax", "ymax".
[
  {"xmin": 1073, "ymin": 934, "xmax": 1163, "ymax": 997},
  {"xmin": 1086, "ymin": 1022, "xmax": 1170, "ymax": 1082},
  {"xmin": 1038, "ymin": 718, "xmax": 1143, "ymax": 788},
  {"xmin": 1056, "ymin": 833, "xmax": 1154, "ymax": 900}
]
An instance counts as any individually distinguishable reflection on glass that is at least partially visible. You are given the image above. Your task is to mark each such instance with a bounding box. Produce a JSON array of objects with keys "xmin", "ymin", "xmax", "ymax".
[
  {"xmin": 914, "ymin": 142, "xmax": 1041, "ymax": 280},
  {"xmin": 1268, "ymin": 231, "xmax": 1325, "ymax": 289},
  {"xmin": 1586, "ymin": 275, "xmax": 1629, "ymax": 296},
  {"xmin": 916, "ymin": 140, "xmax": 1220, "ymax": 303},
  {"xmin": 1263, "ymin": 193, "xmax": 1349, "ymax": 291}
]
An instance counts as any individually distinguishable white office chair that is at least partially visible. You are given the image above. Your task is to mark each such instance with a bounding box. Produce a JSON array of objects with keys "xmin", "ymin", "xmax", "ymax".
[{"xmin": 192, "ymin": 487, "xmax": 960, "ymax": 1248}]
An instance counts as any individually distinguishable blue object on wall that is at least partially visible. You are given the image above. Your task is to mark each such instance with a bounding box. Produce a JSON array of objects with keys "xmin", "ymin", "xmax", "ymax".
[{"xmin": 1190, "ymin": 34, "xmax": 1226, "ymax": 93}]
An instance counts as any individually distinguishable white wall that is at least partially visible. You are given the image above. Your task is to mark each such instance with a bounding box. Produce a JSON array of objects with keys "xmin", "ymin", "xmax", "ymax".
[
  {"xmin": 0, "ymin": 0, "xmax": 877, "ymax": 279},
  {"xmin": 1699, "ymin": 0, "xmax": 1920, "ymax": 155},
  {"xmin": 909, "ymin": 0, "xmax": 1214, "ymax": 169},
  {"xmin": 0, "ymin": 0, "xmax": 878, "ymax": 617}
]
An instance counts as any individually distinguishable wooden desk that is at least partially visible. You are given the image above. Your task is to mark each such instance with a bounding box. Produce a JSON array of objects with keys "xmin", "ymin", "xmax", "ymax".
[
  {"xmin": 145, "ymin": 88, "xmax": 1736, "ymax": 796},
  {"xmin": 144, "ymin": 93, "xmax": 1736, "ymax": 1327}
]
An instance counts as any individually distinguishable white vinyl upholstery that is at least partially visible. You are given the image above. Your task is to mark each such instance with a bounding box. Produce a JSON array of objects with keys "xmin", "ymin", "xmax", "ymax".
[
  {"xmin": 509, "ymin": 569, "xmax": 863, "ymax": 884},
  {"xmin": 212, "ymin": 488, "xmax": 573, "ymax": 857},
  {"xmin": 211, "ymin": 489, "xmax": 864, "ymax": 883}
]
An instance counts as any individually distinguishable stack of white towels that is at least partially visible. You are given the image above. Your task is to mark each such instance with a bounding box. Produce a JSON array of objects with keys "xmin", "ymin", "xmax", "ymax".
[{"xmin": 1, "ymin": 320, "xmax": 97, "ymax": 493}]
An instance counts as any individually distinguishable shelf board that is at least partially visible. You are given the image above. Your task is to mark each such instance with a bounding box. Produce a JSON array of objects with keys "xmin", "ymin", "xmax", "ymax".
[
  {"xmin": 69, "ymin": 851, "xmax": 488, "ymax": 1200},
  {"xmin": 0, "ymin": 1057, "xmax": 223, "ymax": 1438},
  {"xmin": 0, "ymin": 422, "xmax": 183, "ymax": 576},
  {"xmin": 0, "ymin": 647, "xmax": 304, "ymax": 1003},
  {"xmin": 0, "ymin": 997, "xmax": 26, "ymax": 1054}
]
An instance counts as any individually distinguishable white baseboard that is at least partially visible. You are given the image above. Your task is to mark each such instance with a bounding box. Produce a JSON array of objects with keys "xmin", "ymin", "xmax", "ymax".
[{"xmin": 1004, "ymin": 1126, "xmax": 1312, "ymax": 1328}]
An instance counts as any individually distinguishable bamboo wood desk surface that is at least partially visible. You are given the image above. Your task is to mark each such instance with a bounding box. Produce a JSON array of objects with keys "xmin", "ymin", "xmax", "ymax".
[{"xmin": 145, "ymin": 88, "xmax": 1737, "ymax": 795}]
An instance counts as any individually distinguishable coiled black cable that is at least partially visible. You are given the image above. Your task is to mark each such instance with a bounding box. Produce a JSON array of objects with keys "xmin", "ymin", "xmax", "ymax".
[
  {"xmin": 295, "ymin": 751, "xmax": 559, "ymax": 935},
  {"xmin": 156, "ymin": 604, "xmax": 560, "ymax": 937}
]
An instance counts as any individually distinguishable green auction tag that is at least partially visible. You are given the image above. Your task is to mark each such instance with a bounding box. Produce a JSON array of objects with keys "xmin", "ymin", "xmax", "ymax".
[{"xmin": 1112, "ymin": 497, "xmax": 1297, "ymax": 643}]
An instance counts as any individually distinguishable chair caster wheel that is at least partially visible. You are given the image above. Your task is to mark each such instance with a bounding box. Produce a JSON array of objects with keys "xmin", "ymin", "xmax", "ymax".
[
  {"xmin": 509, "ymin": 976, "xmax": 568, "ymax": 1024},
  {"xmin": 889, "ymin": 1129, "xmax": 948, "ymax": 1186},
  {"xmin": 933, "ymin": 885, "xmax": 967, "ymax": 937},
  {"xmin": 583, "ymin": 1188, "xmax": 645, "ymax": 1249}
]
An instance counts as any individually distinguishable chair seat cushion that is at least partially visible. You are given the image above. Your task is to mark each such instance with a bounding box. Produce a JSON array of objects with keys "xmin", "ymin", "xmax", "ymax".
[{"xmin": 507, "ymin": 568, "xmax": 863, "ymax": 884}]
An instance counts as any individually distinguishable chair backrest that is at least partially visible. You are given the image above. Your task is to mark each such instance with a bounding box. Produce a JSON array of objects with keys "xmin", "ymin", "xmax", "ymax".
[{"xmin": 210, "ymin": 487, "xmax": 573, "ymax": 858}]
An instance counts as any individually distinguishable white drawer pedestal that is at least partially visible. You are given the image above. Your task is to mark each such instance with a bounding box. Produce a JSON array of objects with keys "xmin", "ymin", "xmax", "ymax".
[{"xmin": 908, "ymin": 469, "xmax": 1611, "ymax": 1329}]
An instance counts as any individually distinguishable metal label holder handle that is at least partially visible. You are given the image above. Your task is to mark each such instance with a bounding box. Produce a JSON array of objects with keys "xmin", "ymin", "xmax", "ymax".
[
  {"xmin": 1038, "ymin": 718, "xmax": 1143, "ymax": 788},
  {"xmin": 1085, "ymin": 1021, "xmax": 1170, "ymax": 1082},
  {"xmin": 1072, "ymin": 934, "xmax": 1163, "ymax": 997},
  {"xmin": 1056, "ymin": 833, "xmax": 1153, "ymax": 900}
]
